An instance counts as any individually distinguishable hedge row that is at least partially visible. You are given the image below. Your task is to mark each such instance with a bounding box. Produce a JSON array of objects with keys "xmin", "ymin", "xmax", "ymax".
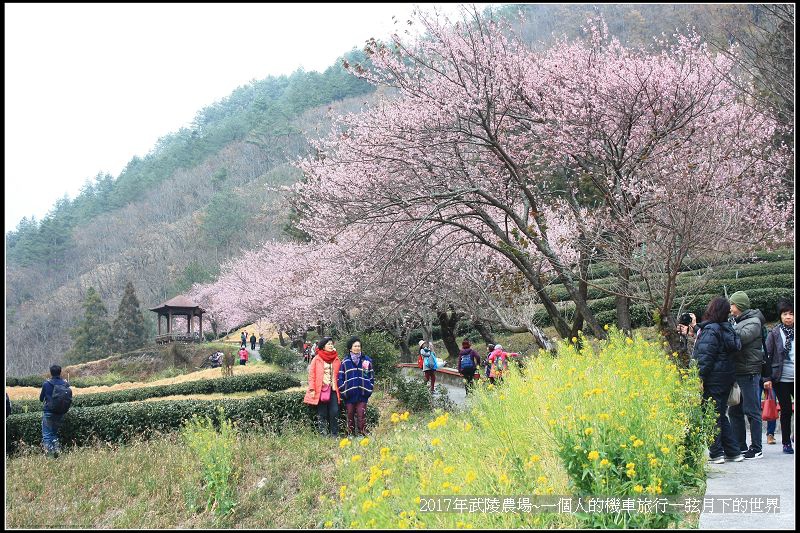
[
  {"xmin": 5, "ymin": 391, "xmax": 379, "ymax": 454},
  {"xmin": 678, "ymin": 260, "xmax": 794, "ymax": 281},
  {"xmin": 12, "ymin": 372, "xmax": 300, "ymax": 414},
  {"xmin": 675, "ymin": 274, "xmax": 794, "ymax": 296}
]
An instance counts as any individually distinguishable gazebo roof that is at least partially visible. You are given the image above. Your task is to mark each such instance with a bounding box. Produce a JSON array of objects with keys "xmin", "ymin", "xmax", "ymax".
[{"xmin": 149, "ymin": 295, "xmax": 205, "ymax": 313}]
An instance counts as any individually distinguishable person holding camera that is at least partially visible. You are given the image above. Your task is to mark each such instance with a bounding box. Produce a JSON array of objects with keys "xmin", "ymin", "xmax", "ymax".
[{"xmin": 678, "ymin": 297, "xmax": 743, "ymax": 463}]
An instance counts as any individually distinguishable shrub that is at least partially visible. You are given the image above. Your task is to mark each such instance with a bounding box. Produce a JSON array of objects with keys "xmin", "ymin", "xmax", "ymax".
[
  {"xmin": 390, "ymin": 376, "xmax": 454, "ymax": 413},
  {"xmin": 12, "ymin": 372, "xmax": 300, "ymax": 413},
  {"xmin": 357, "ymin": 332, "xmax": 399, "ymax": 380},
  {"xmin": 259, "ymin": 341, "xmax": 298, "ymax": 367},
  {"xmin": 6, "ymin": 391, "xmax": 379, "ymax": 453}
]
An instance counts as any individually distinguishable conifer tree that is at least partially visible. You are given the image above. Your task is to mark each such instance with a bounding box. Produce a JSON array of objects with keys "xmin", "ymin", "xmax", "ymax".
[
  {"xmin": 66, "ymin": 287, "xmax": 110, "ymax": 364},
  {"xmin": 111, "ymin": 281, "xmax": 147, "ymax": 353}
]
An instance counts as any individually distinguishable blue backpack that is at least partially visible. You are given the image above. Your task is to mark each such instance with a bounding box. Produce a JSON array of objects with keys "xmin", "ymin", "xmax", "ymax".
[{"xmin": 460, "ymin": 352, "xmax": 475, "ymax": 371}]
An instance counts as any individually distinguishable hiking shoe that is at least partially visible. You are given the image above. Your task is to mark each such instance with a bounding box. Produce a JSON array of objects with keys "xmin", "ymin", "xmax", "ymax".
[
  {"xmin": 784, "ymin": 444, "xmax": 794, "ymax": 454},
  {"xmin": 725, "ymin": 454, "xmax": 744, "ymax": 462},
  {"xmin": 767, "ymin": 434, "xmax": 776, "ymax": 445},
  {"xmin": 708, "ymin": 455, "xmax": 725, "ymax": 464},
  {"xmin": 743, "ymin": 449, "xmax": 763, "ymax": 459}
]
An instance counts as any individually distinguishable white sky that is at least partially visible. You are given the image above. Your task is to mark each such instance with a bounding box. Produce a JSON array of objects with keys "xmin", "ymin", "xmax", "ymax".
[{"xmin": 4, "ymin": 3, "xmax": 496, "ymax": 231}]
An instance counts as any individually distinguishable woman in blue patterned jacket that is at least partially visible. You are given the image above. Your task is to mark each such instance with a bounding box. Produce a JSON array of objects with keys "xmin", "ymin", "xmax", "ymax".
[{"xmin": 337, "ymin": 337, "xmax": 375, "ymax": 436}]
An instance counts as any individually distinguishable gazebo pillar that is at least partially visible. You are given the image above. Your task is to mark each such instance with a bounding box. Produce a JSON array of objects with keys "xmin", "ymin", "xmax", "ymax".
[
  {"xmin": 199, "ymin": 314, "xmax": 203, "ymax": 338},
  {"xmin": 168, "ymin": 311, "xmax": 172, "ymax": 333}
]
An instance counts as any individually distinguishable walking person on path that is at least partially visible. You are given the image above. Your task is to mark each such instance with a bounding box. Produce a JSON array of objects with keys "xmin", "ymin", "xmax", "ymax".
[
  {"xmin": 419, "ymin": 340, "xmax": 438, "ymax": 393},
  {"xmin": 250, "ymin": 333, "xmax": 257, "ymax": 350},
  {"xmin": 337, "ymin": 337, "xmax": 375, "ymax": 436},
  {"xmin": 457, "ymin": 340, "xmax": 481, "ymax": 394},
  {"xmin": 728, "ymin": 291, "xmax": 767, "ymax": 459},
  {"xmin": 259, "ymin": 334, "xmax": 265, "ymax": 350},
  {"xmin": 764, "ymin": 298, "xmax": 795, "ymax": 454},
  {"xmin": 303, "ymin": 337, "xmax": 342, "ymax": 437},
  {"xmin": 680, "ymin": 297, "xmax": 744, "ymax": 463}
]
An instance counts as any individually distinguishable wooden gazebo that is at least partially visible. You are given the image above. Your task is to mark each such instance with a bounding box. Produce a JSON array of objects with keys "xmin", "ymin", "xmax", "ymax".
[{"xmin": 149, "ymin": 295, "xmax": 205, "ymax": 344}]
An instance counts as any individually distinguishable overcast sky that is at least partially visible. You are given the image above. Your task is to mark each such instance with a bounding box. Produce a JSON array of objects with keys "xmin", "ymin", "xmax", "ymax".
[{"xmin": 4, "ymin": 3, "xmax": 496, "ymax": 231}]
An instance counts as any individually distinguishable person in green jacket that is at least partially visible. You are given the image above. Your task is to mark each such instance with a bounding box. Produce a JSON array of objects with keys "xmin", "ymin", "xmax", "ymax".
[{"xmin": 728, "ymin": 291, "xmax": 766, "ymax": 459}]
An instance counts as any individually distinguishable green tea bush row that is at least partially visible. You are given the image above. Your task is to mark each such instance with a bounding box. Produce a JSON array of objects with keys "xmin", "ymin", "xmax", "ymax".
[
  {"xmin": 6, "ymin": 391, "xmax": 379, "ymax": 453},
  {"xmin": 258, "ymin": 341, "xmax": 299, "ymax": 367},
  {"xmin": 11, "ymin": 372, "xmax": 300, "ymax": 413}
]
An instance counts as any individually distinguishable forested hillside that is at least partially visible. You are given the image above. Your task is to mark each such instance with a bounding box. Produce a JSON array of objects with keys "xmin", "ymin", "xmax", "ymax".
[{"xmin": 5, "ymin": 4, "xmax": 790, "ymax": 376}]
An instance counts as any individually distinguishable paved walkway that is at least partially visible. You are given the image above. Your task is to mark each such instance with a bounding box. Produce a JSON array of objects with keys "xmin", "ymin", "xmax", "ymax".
[{"xmin": 699, "ymin": 422, "xmax": 795, "ymax": 529}]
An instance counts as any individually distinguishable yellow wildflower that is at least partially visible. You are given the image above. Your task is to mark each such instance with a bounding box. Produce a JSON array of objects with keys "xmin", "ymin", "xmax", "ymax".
[
  {"xmin": 584, "ymin": 427, "xmax": 594, "ymax": 436},
  {"xmin": 443, "ymin": 466, "xmax": 455, "ymax": 475},
  {"xmin": 598, "ymin": 413, "xmax": 610, "ymax": 421},
  {"xmin": 324, "ymin": 521, "xmax": 333, "ymax": 528},
  {"xmin": 536, "ymin": 476, "xmax": 548, "ymax": 484},
  {"xmin": 661, "ymin": 447, "xmax": 670, "ymax": 454},
  {"xmin": 626, "ymin": 462, "xmax": 635, "ymax": 469},
  {"xmin": 360, "ymin": 437, "xmax": 370, "ymax": 447},
  {"xmin": 362, "ymin": 499, "xmax": 374, "ymax": 512},
  {"xmin": 431, "ymin": 438, "xmax": 442, "ymax": 446},
  {"xmin": 339, "ymin": 438, "xmax": 351, "ymax": 448},
  {"xmin": 530, "ymin": 454, "xmax": 541, "ymax": 463},
  {"xmin": 587, "ymin": 450, "xmax": 600, "ymax": 461},
  {"xmin": 400, "ymin": 411, "xmax": 410, "ymax": 420},
  {"xmin": 600, "ymin": 459, "xmax": 610, "ymax": 467},
  {"xmin": 499, "ymin": 473, "xmax": 510, "ymax": 485},
  {"xmin": 382, "ymin": 489, "xmax": 391, "ymax": 498},
  {"xmin": 351, "ymin": 454, "xmax": 362, "ymax": 463},
  {"xmin": 634, "ymin": 485, "xmax": 643, "ymax": 493},
  {"xmin": 339, "ymin": 485, "xmax": 347, "ymax": 500},
  {"xmin": 633, "ymin": 439, "xmax": 644, "ymax": 448},
  {"xmin": 465, "ymin": 470, "xmax": 477, "ymax": 484}
]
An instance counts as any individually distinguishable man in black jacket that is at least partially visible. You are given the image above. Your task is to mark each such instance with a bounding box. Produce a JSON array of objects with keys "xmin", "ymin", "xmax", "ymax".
[{"xmin": 39, "ymin": 365, "xmax": 70, "ymax": 457}]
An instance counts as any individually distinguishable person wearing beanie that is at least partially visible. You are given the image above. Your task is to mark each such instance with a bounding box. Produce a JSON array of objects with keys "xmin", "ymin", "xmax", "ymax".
[
  {"xmin": 457, "ymin": 340, "xmax": 481, "ymax": 394},
  {"xmin": 728, "ymin": 290, "xmax": 768, "ymax": 459},
  {"xmin": 337, "ymin": 337, "xmax": 375, "ymax": 436},
  {"xmin": 303, "ymin": 337, "xmax": 342, "ymax": 437},
  {"xmin": 764, "ymin": 298, "xmax": 795, "ymax": 453}
]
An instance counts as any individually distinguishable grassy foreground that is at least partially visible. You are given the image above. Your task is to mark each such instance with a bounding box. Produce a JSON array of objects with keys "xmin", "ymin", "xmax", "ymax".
[{"xmin": 6, "ymin": 330, "xmax": 711, "ymax": 528}]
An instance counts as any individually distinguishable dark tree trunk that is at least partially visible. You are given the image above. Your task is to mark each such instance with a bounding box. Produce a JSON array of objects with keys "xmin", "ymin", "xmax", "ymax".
[
  {"xmin": 277, "ymin": 330, "xmax": 287, "ymax": 347},
  {"xmin": 472, "ymin": 320, "xmax": 496, "ymax": 347},
  {"xmin": 436, "ymin": 308, "xmax": 461, "ymax": 360}
]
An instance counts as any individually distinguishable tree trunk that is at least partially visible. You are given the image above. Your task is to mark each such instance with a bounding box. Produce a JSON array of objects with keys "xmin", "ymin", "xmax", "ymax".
[
  {"xmin": 436, "ymin": 308, "xmax": 461, "ymax": 360},
  {"xmin": 615, "ymin": 246, "xmax": 633, "ymax": 334},
  {"xmin": 658, "ymin": 312, "xmax": 690, "ymax": 368},
  {"xmin": 277, "ymin": 329, "xmax": 287, "ymax": 347},
  {"xmin": 472, "ymin": 320, "xmax": 496, "ymax": 346}
]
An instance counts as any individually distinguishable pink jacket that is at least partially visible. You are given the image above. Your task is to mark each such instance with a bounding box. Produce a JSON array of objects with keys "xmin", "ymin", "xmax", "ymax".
[{"xmin": 303, "ymin": 354, "xmax": 342, "ymax": 405}]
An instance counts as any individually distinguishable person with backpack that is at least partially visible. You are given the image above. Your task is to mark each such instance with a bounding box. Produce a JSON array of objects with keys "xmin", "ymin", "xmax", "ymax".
[
  {"xmin": 238, "ymin": 345, "xmax": 249, "ymax": 366},
  {"xmin": 419, "ymin": 340, "xmax": 438, "ymax": 393},
  {"xmin": 39, "ymin": 364, "xmax": 73, "ymax": 457},
  {"xmin": 337, "ymin": 336, "xmax": 375, "ymax": 436},
  {"xmin": 763, "ymin": 298, "xmax": 795, "ymax": 454},
  {"xmin": 680, "ymin": 297, "xmax": 744, "ymax": 463},
  {"xmin": 728, "ymin": 291, "xmax": 767, "ymax": 459},
  {"xmin": 457, "ymin": 340, "xmax": 481, "ymax": 394},
  {"xmin": 488, "ymin": 344, "xmax": 518, "ymax": 385}
]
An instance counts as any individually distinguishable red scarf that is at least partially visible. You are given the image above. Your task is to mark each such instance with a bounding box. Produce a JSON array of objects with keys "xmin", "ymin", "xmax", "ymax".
[{"xmin": 317, "ymin": 347, "xmax": 339, "ymax": 364}]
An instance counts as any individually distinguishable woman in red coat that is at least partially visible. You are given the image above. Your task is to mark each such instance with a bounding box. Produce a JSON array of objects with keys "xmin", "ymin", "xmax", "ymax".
[{"xmin": 303, "ymin": 336, "xmax": 342, "ymax": 436}]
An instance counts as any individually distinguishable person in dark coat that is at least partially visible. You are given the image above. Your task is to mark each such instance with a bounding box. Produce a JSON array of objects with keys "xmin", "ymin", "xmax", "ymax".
[
  {"xmin": 763, "ymin": 298, "xmax": 795, "ymax": 454},
  {"xmin": 337, "ymin": 336, "xmax": 375, "ymax": 436},
  {"xmin": 680, "ymin": 296, "xmax": 743, "ymax": 463},
  {"xmin": 457, "ymin": 340, "xmax": 481, "ymax": 394},
  {"xmin": 250, "ymin": 333, "xmax": 257, "ymax": 350},
  {"xmin": 259, "ymin": 334, "xmax": 265, "ymax": 350}
]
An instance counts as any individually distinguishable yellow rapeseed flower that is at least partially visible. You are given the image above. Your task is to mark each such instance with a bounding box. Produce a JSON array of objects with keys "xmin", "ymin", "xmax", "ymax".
[
  {"xmin": 442, "ymin": 481, "xmax": 451, "ymax": 489},
  {"xmin": 604, "ymin": 324, "xmax": 610, "ymax": 330},
  {"xmin": 633, "ymin": 439, "xmax": 644, "ymax": 448},
  {"xmin": 362, "ymin": 499, "xmax": 374, "ymax": 512},
  {"xmin": 588, "ymin": 450, "xmax": 600, "ymax": 461},
  {"xmin": 431, "ymin": 438, "xmax": 442, "ymax": 446},
  {"xmin": 626, "ymin": 469, "xmax": 636, "ymax": 478},
  {"xmin": 339, "ymin": 485, "xmax": 347, "ymax": 501},
  {"xmin": 382, "ymin": 489, "xmax": 391, "ymax": 498},
  {"xmin": 391, "ymin": 413, "xmax": 401, "ymax": 424},
  {"xmin": 600, "ymin": 459, "xmax": 610, "ymax": 467},
  {"xmin": 465, "ymin": 470, "xmax": 477, "ymax": 484},
  {"xmin": 571, "ymin": 337, "xmax": 578, "ymax": 343},
  {"xmin": 443, "ymin": 466, "xmax": 455, "ymax": 475},
  {"xmin": 401, "ymin": 411, "xmax": 410, "ymax": 420},
  {"xmin": 452, "ymin": 485, "xmax": 462, "ymax": 493},
  {"xmin": 404, "ymin": 454, "xmax": 416, "ymax": 464},
  {"xmin": 536, "ymin": 476, "xmax": 548, "ymax": 484},
  {"xmin": 661, "ymin": 447, "xmax": 670, "ymax": 454},
  {"xmin": 649, "ymin": 458, "xmax": 659, "ymax": 467},
  {"xmin": 530, "ymin": 454, "xmax": 541, "ymax": 463},
  {"xmin": 381, "ymin": 447, "xmax": 391, "ymax": 458},
  {"xmin": 626, "ymin": 338, "xmax": 634, "ymax": 344},
  {"xmin": 584, "ymin": 427, "xmax": 594, "ymax": 436},
  {"xmin": 626, "ymin": 462, "xmax": 635, "ymax": 469},
  {"xmin": 634, "ymin": 485, "xmax": 643, "ymax": 493},
  {"xmin": 499, "ymin": 473, "xmax": 510, "ymax": 485},
  {"xmin": 351, "ymin": 455, "xmax": 362, "ymax": 463},
  {"xmin": 398, "ymin": 519, "xmax": 409, "ymax": 529},
  {"xmin": 324, "ymin": 521, "xmax": 333, "ymax": 528},
  {"xmin": 360, "ymin": 437, "xmax": 370, "ymax": 447}
]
